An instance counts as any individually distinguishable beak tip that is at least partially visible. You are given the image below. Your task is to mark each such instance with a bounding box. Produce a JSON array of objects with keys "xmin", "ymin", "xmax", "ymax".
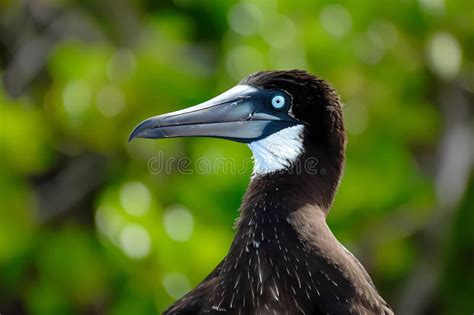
[
  {"xmin": 128, "ymin": 125, "xmax": 143, "ymax": 142},
  {"xmin": 129, "ymin": 117, "xmax": 161, "ymax": 143}
]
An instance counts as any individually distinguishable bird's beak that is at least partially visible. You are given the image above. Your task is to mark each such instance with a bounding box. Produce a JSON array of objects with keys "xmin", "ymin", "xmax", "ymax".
[{"xmin": 129, "ymin": 85, "xmax": 301, "ymax": 143}]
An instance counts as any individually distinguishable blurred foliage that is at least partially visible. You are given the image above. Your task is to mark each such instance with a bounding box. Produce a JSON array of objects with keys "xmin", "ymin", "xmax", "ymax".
[{"xmin": 0, "ymin": 0, "xmax": 473, "ymax": 314}]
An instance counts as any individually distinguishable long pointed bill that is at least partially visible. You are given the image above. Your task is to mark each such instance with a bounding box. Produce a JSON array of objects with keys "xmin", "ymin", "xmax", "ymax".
[{"xmin": 129, "ymin": 85, "xmax": 301, "ymax": 143}]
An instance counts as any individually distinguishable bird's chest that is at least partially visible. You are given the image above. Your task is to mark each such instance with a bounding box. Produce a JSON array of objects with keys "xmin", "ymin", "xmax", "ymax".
[{"xmin": 203, "ymin": 217, "xmax": 319, "ymax": 314}]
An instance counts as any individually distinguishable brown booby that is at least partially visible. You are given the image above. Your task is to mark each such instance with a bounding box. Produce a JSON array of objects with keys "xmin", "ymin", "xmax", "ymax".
[{"xmin": 129, "ymin": 70, "xmax": 393, "ymax": 315}]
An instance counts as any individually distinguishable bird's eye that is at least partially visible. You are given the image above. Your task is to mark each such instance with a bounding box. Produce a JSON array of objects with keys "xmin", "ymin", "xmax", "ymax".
[{"xmin": 271, "ymin": 95, "xmax": 285, "ymax": 110}]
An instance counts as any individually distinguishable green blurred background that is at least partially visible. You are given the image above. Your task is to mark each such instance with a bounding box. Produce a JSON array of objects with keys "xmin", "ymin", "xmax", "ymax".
[{"xmin": 0, "ymin": 0, "xmax": 473, "ymax": 314}]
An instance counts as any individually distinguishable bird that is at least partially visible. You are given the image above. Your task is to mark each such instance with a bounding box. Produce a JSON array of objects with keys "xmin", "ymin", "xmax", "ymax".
[{"xmin": 129, "ymin": 70, "xmax": 393, "ymax": 315}]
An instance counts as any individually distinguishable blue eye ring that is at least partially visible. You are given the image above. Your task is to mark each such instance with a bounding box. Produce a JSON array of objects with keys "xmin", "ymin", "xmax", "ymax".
[{"xmin": 271, "ymin": 95, "xmax": 286, "ymax": 110}]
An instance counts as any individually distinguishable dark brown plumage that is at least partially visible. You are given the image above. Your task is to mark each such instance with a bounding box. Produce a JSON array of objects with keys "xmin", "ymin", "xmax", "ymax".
[{"xmin": 135, "ymin": 70, "xmax": 392, "ymax": 315}]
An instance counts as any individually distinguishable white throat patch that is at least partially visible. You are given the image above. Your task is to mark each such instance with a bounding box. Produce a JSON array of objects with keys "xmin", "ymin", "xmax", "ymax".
[{"xmin": 248, "ymin": 125, "xmax": 305, "ymax": 175}]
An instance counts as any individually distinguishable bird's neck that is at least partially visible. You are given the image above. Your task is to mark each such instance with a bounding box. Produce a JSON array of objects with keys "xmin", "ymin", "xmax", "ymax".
[
  {"xmin": 248, "ymin": 144, "xmax": 344, "ymax": 213},
  {"xmin": 236, "ymin": 143, "xmax": 345, "ymax": 239},
  {"xmin": 234, "ymin": 145, "xmax": 344, "ymax": 251}
]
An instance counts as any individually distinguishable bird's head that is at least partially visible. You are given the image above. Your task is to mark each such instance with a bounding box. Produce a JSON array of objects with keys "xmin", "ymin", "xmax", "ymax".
[{"xmin": 130, "ymin": 70, "xmax": 346, "ymax": 176}]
